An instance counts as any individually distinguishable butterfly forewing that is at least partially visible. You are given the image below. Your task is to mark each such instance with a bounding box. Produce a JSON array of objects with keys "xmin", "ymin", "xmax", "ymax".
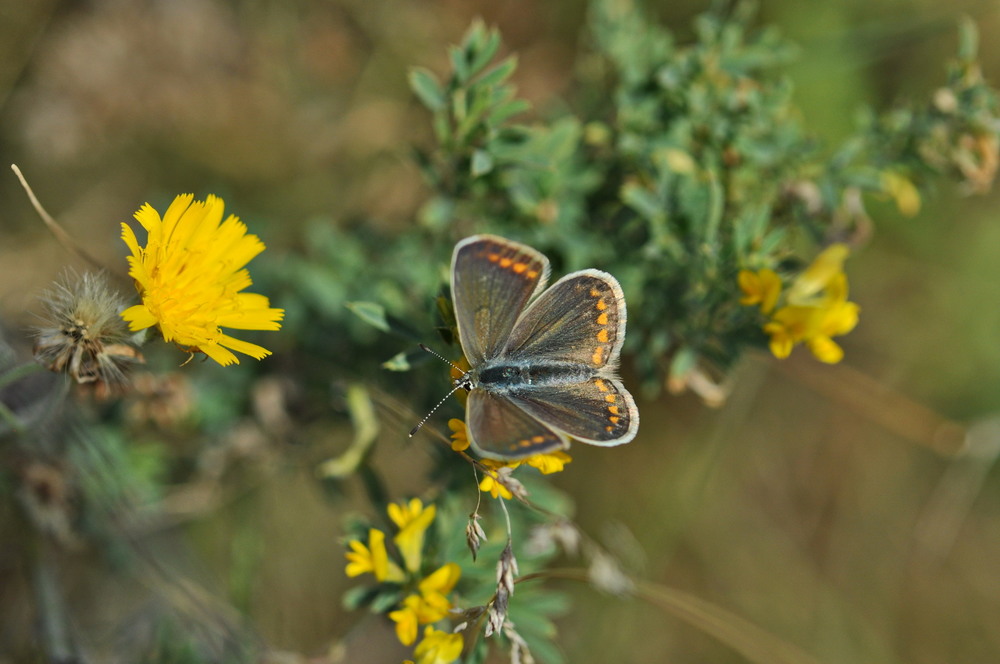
[
  {"xmin": 502, "ymin": 270, "xmax": 626, "ymax": 371},
  {"xmin": 466, "ymin": 389, "xmax": 569, "ymax": 459},
  {"xmin": 451, "ymin": 236, "xmax": 550, "ymax": 366}
]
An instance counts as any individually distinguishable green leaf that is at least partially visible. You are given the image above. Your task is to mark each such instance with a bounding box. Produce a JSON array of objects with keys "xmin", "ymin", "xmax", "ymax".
[
  {"xmin": 342, "ymin": 584, "xmax": 377, "ymax": 611},
  {"xmin": 467, "ymin": 23, "xmax": 501, "ymax": 76},
  {"xmin": 408, "ymin": 67, "xmax": 446, "ymax": 111},
  {"xmin": 471, "ymin": 149, "xmax": 494, "ymax": 177},
  {"xmin": 382, "ymin": 350, "xmax": 415, "ymax": 371},
  {"xmin": 476, "ymin": 55, "xmax": 518, "ymax": 89},
  {"xmin": 488, "ymin": 98, "xmax": 530, "ymax": 126},
  {"xmin": 370, "ymin": 586, "xmax": 405, "ymax": 614},
  {"xmin": 345, "ymin": 301, "xmax": 390, "ymax": 332},
  {"xmin": 449, "ymin": 44, "xmax": 470, "ymax": 84},
  {"xmin": 317, "ymin": 384, "xmax": 380, "ymax": 479},
  {"xmin": 620, "ymin": 182, "xmax": 665, "ymax": 223}
]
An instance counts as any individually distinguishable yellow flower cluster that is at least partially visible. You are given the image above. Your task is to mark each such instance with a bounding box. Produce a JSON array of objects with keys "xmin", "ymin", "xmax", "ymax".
[
  {"xmin": 344, "ymin": 499, "xmax": 463, "ymax": 662},
  {"xmin": 739, "ymin": 244, "xmax": 860, "ymax": 364},
  {"xmin": 448, "ymin": 419, "xmax": 572, "ymax": 498}
]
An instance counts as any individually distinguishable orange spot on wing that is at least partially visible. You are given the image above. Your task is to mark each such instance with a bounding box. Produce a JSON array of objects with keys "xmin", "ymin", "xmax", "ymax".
[
  {"xmin": 608, "ymin": 406, "xmax": 619, "ymax": 415},
  {"xmin": 594, "ymin": 379, "xmax": 609, "ymax": 392},
  {"xmin": 609, "ymin": 416, "xmax": 620, "ymax": 424},
  {"xmin": 592, "ymin": 348, "xmax": 604, "ymax": 365},
  {"xmin": 487, "ymin": 253, "xmax": 500, "ymax": 263},
  {"xmin": 596, "ymin": 299, "xmax": 607, "ymax": 311},
  {"xmin": 527, "ymin": 270, "xmax": 539, "ymax": 279},
  {"xmin": 500, "ymin": 257, "xmax": 513, "ymax": 268},
  {"xmin": 597, "ymin": 313, "xmax": 609, "ymax": 326},
  {"xmin": 512, "ymin": 262, "xmax": 527, "ymax": 274},
  {"xmin": 605, "ymin": 394, "xmax": 616, "ymax": 403},
  {"xmin": 597, "ymin": 329, "xmax": 609, "ymax": 343},
  {"xmin": 590, "ymin": 288, "xmax": 601, "ymax": 297}
]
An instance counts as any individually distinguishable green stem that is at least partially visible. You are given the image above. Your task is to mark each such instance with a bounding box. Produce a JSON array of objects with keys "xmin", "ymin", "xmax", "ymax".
[
  {"xmin": 0, "ymin": 399, "xmax": 24, "ymax": 434},
  {"xmin": 0, "ymin": 360, "xmax": 45, "ymax": 390}
]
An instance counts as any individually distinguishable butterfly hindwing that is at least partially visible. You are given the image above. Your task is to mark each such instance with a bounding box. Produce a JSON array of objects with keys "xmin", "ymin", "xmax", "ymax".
[
  {"xmin": 507, "ymin": 376, "xmax": 638, "ymax": 446},
  {"xmin": 465, "ymin": 389, "xmax": 569, "ymax": 460},
  {"xmin": 451, "ymin": 235, "xmax": 550, "ymax": 367}
]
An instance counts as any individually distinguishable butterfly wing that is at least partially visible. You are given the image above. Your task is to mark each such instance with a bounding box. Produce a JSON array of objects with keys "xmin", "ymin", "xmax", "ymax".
[
  {"xmin": 451, "ymin": 235, "xmax": 550, "ymax": 367},
  {"xmin": 465, "ymin": 389, "xmax": 569, "ymax": 460},
  {"xmin": 505, "ymin": 376, "xmax": 638, "ymax": 446},
  {"xmin": 503, "ymin": 269, "xmax": 626, "ymax": 372},
  {"xmin": 499, "ymin": 269, "xmax": 638, "ymax": 446}
]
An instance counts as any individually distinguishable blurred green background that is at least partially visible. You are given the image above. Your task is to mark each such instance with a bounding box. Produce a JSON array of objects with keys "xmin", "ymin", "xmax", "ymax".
[{"xmin": 2, "ymin": 0, "xmax": 1000, "ymax": 662}]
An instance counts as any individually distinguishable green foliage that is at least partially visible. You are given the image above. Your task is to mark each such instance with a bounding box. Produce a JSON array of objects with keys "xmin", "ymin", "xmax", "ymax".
[{"xmin": 408, "ymin": 0, "xmax": 999, "ymax": 395}]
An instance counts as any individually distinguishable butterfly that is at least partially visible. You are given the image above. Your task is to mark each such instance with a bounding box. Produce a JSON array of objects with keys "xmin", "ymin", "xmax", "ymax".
[{"xmin": 448, "ymin": 235, "xmax": 638, "ymax": 459}]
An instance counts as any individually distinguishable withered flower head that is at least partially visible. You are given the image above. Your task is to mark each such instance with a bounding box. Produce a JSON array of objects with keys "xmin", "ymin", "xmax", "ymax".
[{"xmin": 33, "ymin": 271, "xmax": 143, "ymax": 392}]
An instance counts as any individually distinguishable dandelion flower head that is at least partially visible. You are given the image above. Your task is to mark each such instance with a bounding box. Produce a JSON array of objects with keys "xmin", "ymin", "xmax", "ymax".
[{"xmin": 121, "ymin": 194, "xmax": 284, "ymax": 366}]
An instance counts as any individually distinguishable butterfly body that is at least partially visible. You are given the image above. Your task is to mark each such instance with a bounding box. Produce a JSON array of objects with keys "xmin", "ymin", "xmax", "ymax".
[
  {"xmin": 472, "ymin": 360, "xmax": 595, "ymax": 391},
  {"xmin": 450, "ymin": 235, "xmax": 639, "ymax": 460}
]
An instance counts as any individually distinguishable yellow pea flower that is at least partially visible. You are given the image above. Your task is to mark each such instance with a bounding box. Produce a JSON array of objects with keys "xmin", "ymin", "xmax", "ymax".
[
  {"xmin": 413, "ymin": 627, "xmax": 463, "ymax": 664},
  {"xmin": 524, "ymin": 450, "xmax": 573, "ymax": 474},
  {"xmin": 738, "ymin": 268, "xmax": 782, "ymax": 314},
  {"xmin": 389, "ymin": 498, "xmax": 437, "ymax": 573},
  {"xmin": 344, "ymin": 528, "xmax": 404, "ymax": 582}
]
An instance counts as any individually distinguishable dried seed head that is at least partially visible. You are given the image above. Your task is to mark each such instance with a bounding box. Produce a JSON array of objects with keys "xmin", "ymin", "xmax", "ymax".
[
  {"xmin": 485, "ymin": 591, "xmax": 507, "ymax": 638},
  {"xmin": 466, "ymin": 512, "xmax": 487, "ymax": 561},
  {"xmin": 485, "ymin": 540, "xmax": 519, "ymax": 636},
  {"xmin": 33, "ymin": 271, "xmax": 142, "ymax": 392},
  {"xmin": 503, "ymin": 622, "xmax": 535, "ymax": 664},
  {"xmin": 526, "ymin": 520, "xmax": 580, "ymax": 557},
  {"xmin": 587, "ymin": 549, "xmax": 634, "ymax": 596},
  {"xmin": 494, "ymin": 466, "xmax": 528, "ymax": 500},
  {"xmin": 497, "ymin": 541, "xmax": 518, "ymax": 597}
]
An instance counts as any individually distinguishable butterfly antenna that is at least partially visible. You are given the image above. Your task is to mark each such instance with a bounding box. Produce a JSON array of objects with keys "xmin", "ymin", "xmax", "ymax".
[
  {"xmin": 418, "ymin": 343, "xmax": 464, "ymax": 372},
  {"xmin": 409, "ymin": 382, "xmax": 466, "ymax": 437},
  {"xmin": 408, "ymin": 344, "xmax": 469, "ymax": 437}
]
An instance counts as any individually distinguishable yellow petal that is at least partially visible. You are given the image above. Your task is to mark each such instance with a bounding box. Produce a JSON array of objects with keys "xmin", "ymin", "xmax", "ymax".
[
  {"xmin": 217, "ymin": 334, "xmax": 272, "ymax": 361},
  {"xmin": 121, "ymin": 304, "xmax": 158, "ymax": 331},
  {"xmin": 199, "ymin": 343, "xmax": 240, "ymax": 367},
  {"xmin": 787, "ymin": 244, "xmax": 849, "ymax": 304},
  {"xmin": 807, "ymin": 335, "xmax": 844, "ymax": 364},
  {"xmin": 389, "ymin": 599, "xmax": 420, "ymax": 646},
  {"xmin": 418, "ymin": 562, "xmax": 461, "ymax": 595}
]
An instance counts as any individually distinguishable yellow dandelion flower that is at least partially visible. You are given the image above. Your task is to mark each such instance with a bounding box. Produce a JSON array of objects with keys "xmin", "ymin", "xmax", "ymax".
[
  {"xmin": 448, "ymin": 419, "xmax": 470, "ymax": 452},
  {"xmin": 344, "ymin": 528, "xmax": 404, "ymax": 582},
  {"xmin": 388, "ymin": 499, "xmax": 437, "ymax": 573},
  {"xmin": 413, "ymin": 627, "xmax": 463, "ymax": 664},
  {"xmin": 524, "ymin": 450, "xmax": 573, "ymax": 474},
  {"xmin": 121, "ymin": 194, "xmax": 284, "ymax": 366},
  {"xmin": 738, "ymin": 268, "xmax": 782, "ymax": 314}
]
